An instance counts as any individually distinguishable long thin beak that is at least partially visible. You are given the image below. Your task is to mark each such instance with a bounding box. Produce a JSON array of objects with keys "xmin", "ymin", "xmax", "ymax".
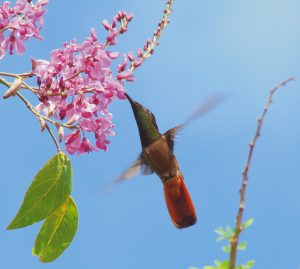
[{"xmin": 124, "ymin": 92, "xmax": 135, "ymax": 106}]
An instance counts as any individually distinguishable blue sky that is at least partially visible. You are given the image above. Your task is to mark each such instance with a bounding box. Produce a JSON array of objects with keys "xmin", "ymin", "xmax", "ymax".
[{"xmin": 0, "ymin": 1, "xmax": 300, "ymax": 268}]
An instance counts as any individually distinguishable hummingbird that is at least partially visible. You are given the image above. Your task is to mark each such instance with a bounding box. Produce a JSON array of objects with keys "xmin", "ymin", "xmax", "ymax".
[{"xmin": 115, "ymin": 93, "xmax": 223, "ymax": 229}]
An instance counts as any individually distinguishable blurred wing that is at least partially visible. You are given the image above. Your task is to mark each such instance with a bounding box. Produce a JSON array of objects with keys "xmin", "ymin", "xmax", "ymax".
[
  {"xmin": 164, "ymin": 94, "xmax": 227, "ymax": 152},
  {"xmin": 114, "ymin": 155, "xmax": 154, "ymax": 184},
  {"xmin": 164, "ymin": 127, "xmax": 180, "ymax": 153}
]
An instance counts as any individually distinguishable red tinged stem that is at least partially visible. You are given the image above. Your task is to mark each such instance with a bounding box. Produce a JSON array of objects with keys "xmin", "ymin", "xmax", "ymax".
[{"xmin": 163, "ymin": 173, "xmax": 197, "ymax": 229}]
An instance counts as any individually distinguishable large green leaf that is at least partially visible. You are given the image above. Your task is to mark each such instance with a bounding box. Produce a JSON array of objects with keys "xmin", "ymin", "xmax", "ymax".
[
  {"xmin": 32, "ymin": 196, "xmax": 78, "ymax": 262},
  {"xmin": 7, "ymin": 152, "xmax": 72, "ymax": 229}
]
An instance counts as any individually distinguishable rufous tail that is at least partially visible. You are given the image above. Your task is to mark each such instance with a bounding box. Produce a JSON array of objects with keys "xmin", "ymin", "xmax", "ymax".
[{"xmin": 163, "ymin": 173, "xmax": 197, "ymax": 229}]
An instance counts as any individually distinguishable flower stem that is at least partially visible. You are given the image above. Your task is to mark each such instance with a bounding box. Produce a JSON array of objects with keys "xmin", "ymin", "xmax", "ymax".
[
  {"xmin": 130, "ymin": 0, "xmax": 175, "ymax": 72},
  {"xmin": 0, "ymin": 78, "xmax": 76, "ymax": 130},
  {"xmin": 0, "ymin": 71, "xmax": 33, "ymax": 78},
  {"xmin": 15, "ymin": 92, "xmax": 62, "ymax": 152},
  {"xmin": 229, "ymin": 77, "xmax": 294, "ymax": 269},
  {"xmin": 0, "ymin": 76, "xmax": 11, "ymax": 87}
]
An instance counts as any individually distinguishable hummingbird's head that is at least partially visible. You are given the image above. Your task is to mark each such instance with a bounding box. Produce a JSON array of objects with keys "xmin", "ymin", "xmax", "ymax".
[
  {"xmin": 125, "ymin": 93, "xmax": 159, "ymax": 130},
  {"xmin": 125, "ymin": 93, "xmax": 160, "ymax": 147}
]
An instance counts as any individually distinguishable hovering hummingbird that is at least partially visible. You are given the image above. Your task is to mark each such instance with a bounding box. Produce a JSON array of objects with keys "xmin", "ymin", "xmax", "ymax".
[{"xmin": 115, "ymin": 93, "xmax": 223, "ymax": 229}]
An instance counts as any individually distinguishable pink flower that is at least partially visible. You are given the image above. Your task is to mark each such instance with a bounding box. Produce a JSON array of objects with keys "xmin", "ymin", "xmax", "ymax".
[
  {"xmin": 2, "ymin": 32, "xmax": 25, "ymax": 55},
  {"xmin": 117, "ymin": 70, "xmax": 135, "ymax": 81},
  {"xmin": 95, "ymin": 132, "xmax": 111, "ymax": 151},
  {"xmin": 77, "ymin": 138, "xmax": 97, "ymax": 155},
  {"xmin": 65, "ymin": 130, "xmax": 81, "ymax": 155},
  {"xmin": 29, "ymin": 11, "xmax": 135, "ymax": 154},
  {"xmin": 0, "ymin": 0, "xmax": 48, "ymax": 58}
]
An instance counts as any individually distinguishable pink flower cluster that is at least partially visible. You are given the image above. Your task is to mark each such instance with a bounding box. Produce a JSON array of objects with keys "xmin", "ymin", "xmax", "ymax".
[
  {"xmin": 33, "ymin": 12, "xmax": 135, "ymax": 155},
  {"xmin": 0, "ymin": 0, "xmax": 48, "ymax": 59}
]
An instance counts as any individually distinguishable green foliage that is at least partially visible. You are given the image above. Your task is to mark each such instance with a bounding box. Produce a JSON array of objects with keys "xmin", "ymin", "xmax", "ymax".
[
  {"xmin": 222, "ymin": 245, "xmax": 231, "ymax": 253},
  {"xmin": 33, "ymin": 196, "xmax": 78, "ymax": 262},
  {"xmin": 7, "ymin": 153, "xmax": 77, "ymax": 262},
  {"xmin": 190, "ymin": 219, "xmax": 255, "ymax": 269},
  {"xmin": 215, "ymin": 219, "xmax": 254, "ymax": 243},
  {"xmin": 241, "ymin": 219, "xmax": 254, "ymax": 230},
  {"xmin": 199, "ymin": 259, "xmax": 255, "ymax": 269},
  {"xmin": 215, "ymin": 226, "xmax": 234, "ymax": 242},
  {"xmin": 237, "ymin": 241, "xmax": 247, "ymax": 251},
  {"xmin": 7, "ymin": 152, "xmax": 72, "ymax": 229},
  {"xmin": 237, "ymin": 260, "xmax": 255, "ymax": 269}
]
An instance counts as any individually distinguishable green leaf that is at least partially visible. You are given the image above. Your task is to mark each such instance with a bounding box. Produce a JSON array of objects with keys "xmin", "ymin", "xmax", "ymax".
[
  {"xmin": 243, "ymin": 260, "xmax": 255, "ymax": 269},
  {"xmin": 215, "ymin": 226, "xmax": 233, "ymax": 242},
  {"xmin": 217, "ymin": 261, "xmax": 229, "ymax": 269},
  {"xmin": 32, "ymin": 196, "xmax": 78, "ymax": 262},
  {"xmin": 215, "ymin": 227, "xmax": 225, "ymax": 236},
  {"xmin": 222, "ymin": 245, "xmax": 231, "ymax": 253},
  {"xmin": 215, "ymin": 227, "xmax": 229, "ymax": 241},
  {"xmin": 225, "ymin": 225, "xmax": 234, "ymax": 237},
  {"xmin": 214, "ymin": 260, "xmax": 222, "ymax": 267},
  {"xmin": 237, "ymin": 241, "xmax": 247, "ymax": 250},
  {"xmin": 7, "ymin": 152, "xmax": 72, "ymax": 229},
  {"xmin": 242, "ymin": 218, "xmax": 254, "ymax": 230},
  {"xmin": 203, "ymin": 266, "xmax": 216, "ymax": 269}
]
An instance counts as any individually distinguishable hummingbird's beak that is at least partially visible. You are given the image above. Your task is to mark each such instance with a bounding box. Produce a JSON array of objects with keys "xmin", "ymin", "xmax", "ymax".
[
  {"xmin": 124, "ymin": 92, "xmax": 144, "ymax": 113},
  {"xmin": 124, "ymin": 92, "xmax": 135, "ymax": 106}
]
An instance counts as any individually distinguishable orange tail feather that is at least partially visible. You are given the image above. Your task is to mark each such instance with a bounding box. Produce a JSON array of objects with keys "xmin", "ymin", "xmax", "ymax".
[{"xmin": 163, "ymin": 174, "xmax": 197, "ymax": 229}]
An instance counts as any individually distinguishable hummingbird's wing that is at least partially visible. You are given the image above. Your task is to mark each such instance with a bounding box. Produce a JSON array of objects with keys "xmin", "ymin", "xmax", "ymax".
[
  {"xmin": 104, "ymin": 155, "xmax": 154, "ymax": 192},
  {"xmin": 164, "ymin": 94, "xmax": 227, "ymax": 152},
  {"xmin": 163, "ymin": 127, "xmax": 179, "ymax": 153},
  {"xmin": 114, "ymin": 154, "xmax": 154, "ymax": 184}
]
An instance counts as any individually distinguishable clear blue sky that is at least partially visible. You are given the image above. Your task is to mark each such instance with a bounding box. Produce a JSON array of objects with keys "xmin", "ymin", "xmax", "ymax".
[{"xmin": 1, "ymin": 1, "xmax": 300, "ymax": 268}]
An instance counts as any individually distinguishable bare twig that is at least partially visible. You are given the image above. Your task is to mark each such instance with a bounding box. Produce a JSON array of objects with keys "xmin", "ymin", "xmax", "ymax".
[{"xmin": 229, "ymin": 77, "xmax": 295, "ymax": 269}]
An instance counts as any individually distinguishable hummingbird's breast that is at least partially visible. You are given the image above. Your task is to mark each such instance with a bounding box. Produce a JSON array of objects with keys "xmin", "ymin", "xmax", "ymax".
[{"xmin": 142, "ymin": 135, "xmax": 179, "ymax": 181}]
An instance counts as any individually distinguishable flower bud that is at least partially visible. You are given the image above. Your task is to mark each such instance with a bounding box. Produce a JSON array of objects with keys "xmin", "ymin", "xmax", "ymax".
[
  {"xmin": 38, "ymin": 117, "xmax": 46, "ymax": 132},
  {"xmin": 127, "ymin": 51, "xmax": 134, "ymax": 61},
  {"xmin": 3, "ymin": 78, "xmax": 23, "ymax": 99},
  {"xmin": 57, "ymin": 125, "xmax": 64, "ymax": 142},
  {"xmin": 102, "ymin": 20, "xmax": 111, "ymax": 31},
  {"xmin": 126, "ymin": 13, "xmax": 134, "ymax": 22}
]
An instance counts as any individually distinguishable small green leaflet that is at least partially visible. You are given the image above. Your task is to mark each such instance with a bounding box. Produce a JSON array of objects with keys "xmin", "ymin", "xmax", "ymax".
[
  {"xmin": 242, "ymin": 219, "xmax": 254, "ymax": 230},
  {"xmin": 33, "ymin": 196, "xmax": 78, "ymax": 262},
  {"xmin": 7, "ymin": 152, "xmax": 72, "ymax": 229},
  {"xmin": 202, "ymin": 260, "xmax": 230, "ymax": 269}
]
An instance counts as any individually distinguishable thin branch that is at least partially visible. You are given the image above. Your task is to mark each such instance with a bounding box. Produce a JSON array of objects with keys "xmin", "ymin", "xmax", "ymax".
[
  {"xmin": 16, "ymin": 92, "xmax": 62, "ymax": 152},
  {"xmin": 229, "ymin": 77, "xmax": 295, "ymax": 269},
  {"xmin": 0, "ymin": 78, "xmax": 77, "ymax": 130},
  {"xmin": 0, "ymin": 71, "xmax": 33, "ymax": 78},
  {"xmin": 15, "ymin": 92, "xmax": 76, "ymax": 130},
  {"xmin": 104, "ymin": 17, "xmax": 131, "ymax": 47},
  {"xmin": 0, "ymin": 76, "xmax": 11, "ymax": 87},
  {"xmin": 130, "ymin": 0, "xmax": 175, "ymax": 72}
]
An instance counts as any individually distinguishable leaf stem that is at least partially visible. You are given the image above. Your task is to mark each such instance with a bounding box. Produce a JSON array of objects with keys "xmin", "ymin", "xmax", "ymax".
[
  {"xmin": 45, "ymin": 124, "xmax": 61, "ymax": 152},
  {"xmin": 229, "ymin": 77, "xmax": 294, "ymax": 269}
]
